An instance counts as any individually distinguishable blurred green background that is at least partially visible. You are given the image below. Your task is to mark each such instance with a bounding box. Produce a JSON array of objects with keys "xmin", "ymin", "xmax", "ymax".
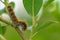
[{"xmin": 0, "ymin": 0, "xmax": 60, "ymax": 40}]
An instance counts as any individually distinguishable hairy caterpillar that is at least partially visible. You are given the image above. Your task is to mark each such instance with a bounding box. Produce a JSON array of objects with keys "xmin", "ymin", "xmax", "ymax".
[{"xmin": 7, "ymin": 5, "xmax": 27, "ymax": 30}]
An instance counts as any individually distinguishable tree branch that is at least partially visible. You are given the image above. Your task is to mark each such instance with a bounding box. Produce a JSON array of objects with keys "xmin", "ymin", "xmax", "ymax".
[{"xmin": 0, "ymin": 16, "xmax": 27, "ymax": 40}]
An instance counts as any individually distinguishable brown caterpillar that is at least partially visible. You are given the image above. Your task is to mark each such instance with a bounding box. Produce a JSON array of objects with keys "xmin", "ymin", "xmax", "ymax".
[{"xmin": 7, "ymin": 5, "xmax": 27, "ymax": 30}]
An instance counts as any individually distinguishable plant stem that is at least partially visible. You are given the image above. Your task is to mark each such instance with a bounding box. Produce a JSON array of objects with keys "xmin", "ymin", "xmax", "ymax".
[
  {"xmin": 0, "ymin": 16, "xmax": 12, "ymax": 26},
  {"xmin": 30, "ymin": 0, "xmax": 35, "ymax": 40},
  {"xmin": 15, "ymin": 27, "xmax": 27, "ymax": 40},
  {"xmin": 0, "ymin": 16, "xmax": 28, "ymax": 40},
  {"xmin": 0, "ymin": 1, "xmax": 28, "ymax": 40},
  {"xmin": 0, "ymin": 0, "xmax": 4, "ymax": 4},
  {"xmin": 32, "ymin": 0, "xmax": 35, "ymax": 33},
  {"xmin": 0, "ymin": 34, "xmax": 6, "ymax": 40}
]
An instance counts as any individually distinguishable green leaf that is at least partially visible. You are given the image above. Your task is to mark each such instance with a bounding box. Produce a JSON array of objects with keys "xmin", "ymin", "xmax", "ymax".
[
  {"xmin": 33, "ymin": 20, "xmax": 55, "ymax": 35},
  {"xmin": 9, "ymin": 2, "xmax": 15, "ymax": 8},
  {"xmin": 44, "ymin": 0, "xmax": 54, "ymax": 8},
  {"xmin": 4, "ymin": 0, "xmax": 8, "ymax": 5},
  {"xmin": 0, "ymin": 25, "xmax": 6, "ymax": 35},
  {"xmin": 32, "ymin": 23, "xmax": 60, "ymax": 40},
  {"xmin": 32, "ymin": 1, "xmax": 60, "ymax": 40},
  {"xmin": 4, "ymin": 26, "xmax": 22, "ymax": 40},
  {"xmin": 34, "ymin": 1, "xmax": 59, "ymax": 34},
  {"xmin": 51, "ymin": 2, "xmax": 60, "ymax": 22},
  {"xmin": 23, "ymin": 0, "xmax": 43, "ymax": 16},
  {"xmin": 0, "ymin": 8, "xmax": 6, "ymax": 15}
]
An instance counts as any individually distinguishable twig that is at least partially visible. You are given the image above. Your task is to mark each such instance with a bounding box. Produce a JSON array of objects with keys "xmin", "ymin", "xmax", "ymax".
[
  {"xmin": 0, "ymin": 0, "xmax": 5, "ymax": 4},
  {"xmin": 29, "ymin": 0, "xmax": 35, "ymax": 40},
  {"xmin": 0, "ymin": 16, "xmax": 12, "ymax": 26},
  {"xmin": 15, "ymin": 27, "xmax": 27, "ymax": 40},
  {"xmin": 31, "ymin": 32, "xmax": 38, "ymax": 38},
  {"xmin": 0, "ymin": 16, "xmax": 28, "ymax": 40},
  {"xmin": 0, "ymin": 34, "xmax": 6, "ymax": 40},
  {"xmin": 0, "ymin": 0, "xmax": 28, "ymax": 40}
]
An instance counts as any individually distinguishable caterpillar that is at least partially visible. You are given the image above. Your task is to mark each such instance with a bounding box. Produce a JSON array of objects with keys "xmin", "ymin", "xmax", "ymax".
[{"xmin": 7, "ymin": 5, "xmax": 27, "ymax": 30}]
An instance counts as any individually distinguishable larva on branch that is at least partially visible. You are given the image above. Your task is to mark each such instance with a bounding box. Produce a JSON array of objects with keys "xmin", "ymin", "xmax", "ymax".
[{"xmin": 7, "ymin": 5, "xmax": 27, "ymax": 30}]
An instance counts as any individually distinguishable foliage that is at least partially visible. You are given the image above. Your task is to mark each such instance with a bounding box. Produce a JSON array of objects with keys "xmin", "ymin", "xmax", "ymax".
[
  {"xmin": 0, "ymin": 24, "xmax": 6, "ymax": 35},
  {"xmin": 0, "ymin": 0, "xmax": 60, "ymax": 40}
]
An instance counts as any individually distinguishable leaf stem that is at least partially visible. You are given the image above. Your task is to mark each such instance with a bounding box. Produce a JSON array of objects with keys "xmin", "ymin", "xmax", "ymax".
[
  {"xmin": 30, "ymin": 0, "xmax": 36, "ymax": 40},
  {"xmin": 32, "ymin": 0, "xmax": 35, "ymax": 31}
]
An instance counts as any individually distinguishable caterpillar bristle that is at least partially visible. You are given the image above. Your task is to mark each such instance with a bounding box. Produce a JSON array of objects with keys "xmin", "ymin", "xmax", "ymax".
[
  {"xmin": 19, "ymin": 21, "xmax": 27, "ymax": 30},
  {"xmin": 7, "ymin": 5, "xmax": 27, "ymax": 31}
]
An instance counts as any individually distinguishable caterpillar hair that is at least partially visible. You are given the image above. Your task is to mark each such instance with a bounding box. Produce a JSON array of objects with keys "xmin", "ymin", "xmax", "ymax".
[{"xmin": 7, "ymin": 5, "xmax": 27, "ymax": 30}]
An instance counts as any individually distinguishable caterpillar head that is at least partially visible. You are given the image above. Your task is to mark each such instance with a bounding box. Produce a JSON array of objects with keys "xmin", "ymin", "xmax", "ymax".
[{"xmin": 7, "ymin": 5, "xmax": 13, "ymax": 12}]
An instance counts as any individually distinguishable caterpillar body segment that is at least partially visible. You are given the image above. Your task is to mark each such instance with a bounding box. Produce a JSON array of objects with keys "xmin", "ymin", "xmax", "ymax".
[{"xmin": 7, "ymin": 5, "xmax": 27, "ymax": 30}]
